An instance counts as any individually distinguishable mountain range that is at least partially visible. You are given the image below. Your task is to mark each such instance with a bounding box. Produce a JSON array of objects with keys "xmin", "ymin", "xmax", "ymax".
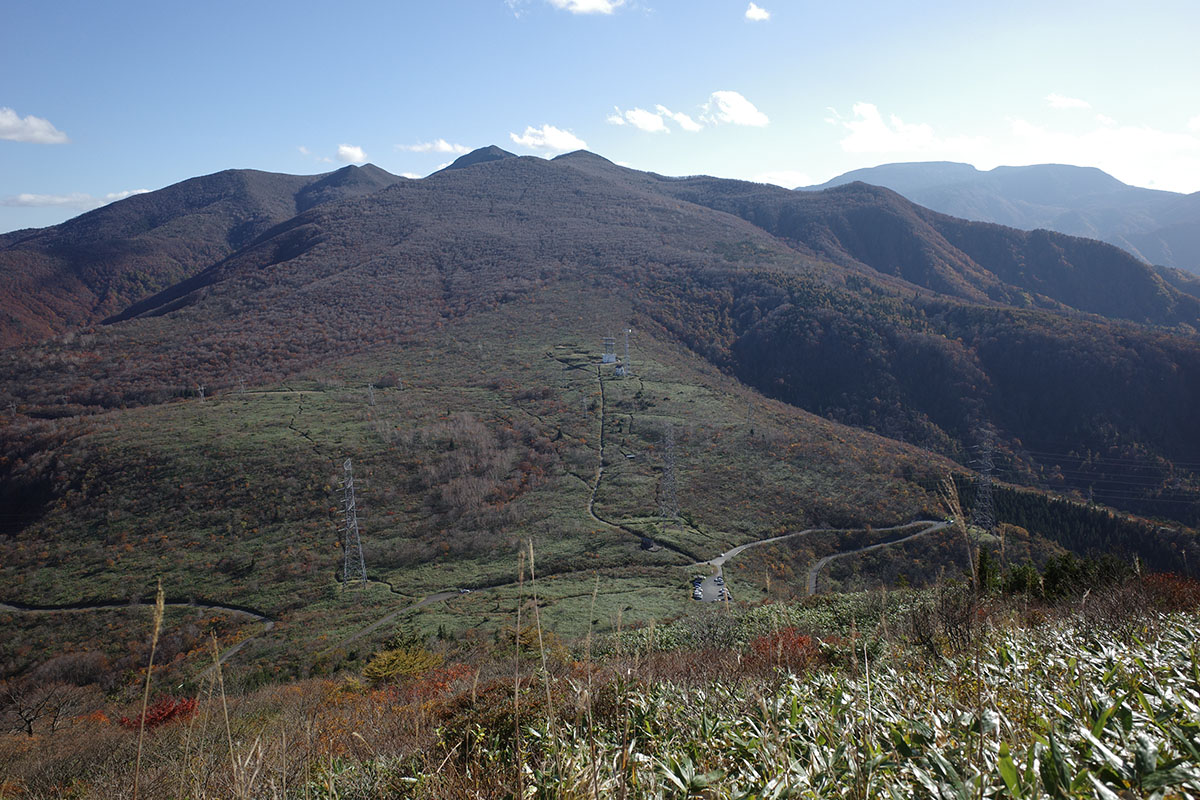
[
  {"xmin": 2, "ymin": 146, "xmax": 1198, "ymax": 669},
  {"xmin": 804, "ymin": 162, "xmax": 1200, "ymax": 275}
]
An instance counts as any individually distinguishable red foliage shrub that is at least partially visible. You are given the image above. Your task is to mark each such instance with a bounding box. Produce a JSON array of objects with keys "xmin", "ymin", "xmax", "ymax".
[
  {"xmin": 749, "ymin": 627, "xmax": 819, "ymax": 670},
  {"xmin": 400, "ymin": 663, "xmax": 474, "ymax": 704},
  {"xmin": 1142, "ymin": 573, "xmax": 1200, "ymax": 612},
  {"xmin": 118, "ymin": 696, "xmax": 197, "ymax": 731}
]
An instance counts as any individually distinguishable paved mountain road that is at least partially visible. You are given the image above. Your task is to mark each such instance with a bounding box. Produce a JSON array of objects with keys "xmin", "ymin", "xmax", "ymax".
[{"xmin": 689, "ymin": 520, "xmax": 949, "ymax": 601}]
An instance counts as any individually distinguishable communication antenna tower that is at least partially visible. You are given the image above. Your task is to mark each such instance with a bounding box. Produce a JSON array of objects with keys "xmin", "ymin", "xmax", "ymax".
[
  {"xmin": 601, "ymin": 336, "xmax": 617, "ymax": 364},
  {"xmin": 340, "ymin": 458, "xmax": 367, "ymax": 590},
  {"xmin": 659, "ymin": 424, "xmax": 679, "ymax": 521}
]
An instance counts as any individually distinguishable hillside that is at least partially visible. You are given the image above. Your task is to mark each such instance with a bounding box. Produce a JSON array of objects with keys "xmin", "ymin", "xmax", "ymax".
[
  {"xmin": 0, "ymin": 164, "xmax": 400, "ymax": 346},
  {"xmin": 1, "ymin": 147, "xmax": 1198, "ymax": 691},
  {"xmin": 805, "ymin": 161, "xmax": 1200, "ymax": 273}
]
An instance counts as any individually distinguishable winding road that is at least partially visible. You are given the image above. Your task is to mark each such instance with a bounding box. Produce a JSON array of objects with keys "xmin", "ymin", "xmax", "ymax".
[
  {"xmin": 688, "ymin": 519, "xmax": 949, "ymax": 601},
  {"xmin": 804, "ymin": 520, "xmax": 949, "ymax": 594}
]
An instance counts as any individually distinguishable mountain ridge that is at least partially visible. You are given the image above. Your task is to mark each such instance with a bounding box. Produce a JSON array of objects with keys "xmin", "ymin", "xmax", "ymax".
[
  {"xmin": 0, "ymin": 164, "xmax": 400, "ymax": 346},
  {"xmin": 803, "ymin": 160, "xmax": 1200, "ymax": 273}
]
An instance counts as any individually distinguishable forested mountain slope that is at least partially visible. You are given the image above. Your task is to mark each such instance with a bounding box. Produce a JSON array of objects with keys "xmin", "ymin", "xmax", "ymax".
[{"xmin": 0, "ymin": 164, "xmax": 399, "ymax": 346}]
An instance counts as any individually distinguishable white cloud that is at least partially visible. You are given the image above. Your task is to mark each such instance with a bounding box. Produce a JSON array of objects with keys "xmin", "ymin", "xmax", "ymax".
[
  {"xmin": 755, "ymin": 170, "xmax": 813, "ymax": 188},
  {"xmin": 547, "ymin": 0, "xmax": 624, "ymax": 13},
  {"xmin": 400, "ymin": 172, "xmax": 422, "ymax": 179},
  {"xmin": 1045, "ymin": 93, "xmax": 1091, "ymax": 110},
  {"xmin": 656, "ymin": 105, "xmax": 703, "ymax": 132},
  {"xmin": 830, "ymin": 102, "xmax": 987, "ymax": 157},
  {"xmin": 297, "ymin": 145, "xmax": 332, "ymax": 162},
  {"xmin": 1095, "ymin": 113, "xmax": 1117, "ymax": 127},
  {"xmin": 397, "ymin": 139, "xmax": 470, "ymax": 154},
  {"xmin": 624, "ymin": 107, "xmax": 669, "ymax": 133},
  {"xmin": 337, "ymin": 144, "xmax": 368, "ymax": 163},
  {"xmin": 2, "ymin": 189, "xmax": 149, "ymax": 209},
  {"xmin": 0, "ymin": 107, "xmax": 69, "ymax": 144},
  {"xmin": 609, "ymin": 104, "xmax": 702, "ymax": 133},
  {"xmin": 704, "ymin": 91, "xmax": 769, "ymax": 127},
  {"xmin": 509, "ymin": 124, "xmax": 587, "ymax": 152},
  {"xmin": 1188, "ymin": 115, "xmax": 1200, "ymax": 133},
  {"xmin": 745, "ymin": 2, "xmax": 770, "ymax": 21}
]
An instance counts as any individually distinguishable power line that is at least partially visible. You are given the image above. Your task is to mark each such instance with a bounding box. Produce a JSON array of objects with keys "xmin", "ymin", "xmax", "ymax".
[{"xmin": 1016, "ymin": 448, "xmax": 1200, "ymax": 469}]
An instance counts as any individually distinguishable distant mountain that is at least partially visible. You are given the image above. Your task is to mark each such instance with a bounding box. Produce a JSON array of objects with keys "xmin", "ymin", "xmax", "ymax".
[
  {"xmin": 604, "ymin": 167, "xmax": 1200, "ymax": 327},
  {"xmin": 3, "ymin": 146, "xmax": 1199, "ymax": 528},
  {"xmin": 0, "ymin": 164, "xmax": 400, "ymax": 346},
  {"xmin": 803, "ymin": 162, "xmax": 1200, "ymax": 274}
]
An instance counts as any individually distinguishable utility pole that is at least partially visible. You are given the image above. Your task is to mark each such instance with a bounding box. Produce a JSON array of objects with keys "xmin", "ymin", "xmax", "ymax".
[{"xmin": 340, "ymin": 458, "xmax": 367, "ymax": 591}]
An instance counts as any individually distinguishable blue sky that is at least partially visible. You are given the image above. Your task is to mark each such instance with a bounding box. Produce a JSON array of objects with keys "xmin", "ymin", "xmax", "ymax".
[{"xmin": 3, "ymin": 0, "xmax": 1199, "ymax": 232}]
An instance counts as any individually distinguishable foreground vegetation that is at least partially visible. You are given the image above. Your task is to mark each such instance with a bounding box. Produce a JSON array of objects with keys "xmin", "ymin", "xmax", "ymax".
[{"xmin": 4, "ymin": 570, "xmax": 1199, "ymax": 798}]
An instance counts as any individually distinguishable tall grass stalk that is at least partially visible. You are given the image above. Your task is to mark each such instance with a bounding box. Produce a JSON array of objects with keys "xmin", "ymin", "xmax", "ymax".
[
  {"xmin": 586, "ymin": 573, "xmax": 600, "ymax": 800},
  {"xmin": 211, "ymin": 634, "xmax": 239, "ymax": 797},
  {"xmin": 528, "ymin": 538, "xmax": 564, "ymax": 789},
  {"xmin": 132, "ymin": 579, "xmax": 165, "ymax": 800},
  {"xmin": 178, "ymin": 662, "xmax": 216, "ymax": 798},
  {"xmin": 514, "ymin": 547, "xmax": 526, "ymax": 800}
]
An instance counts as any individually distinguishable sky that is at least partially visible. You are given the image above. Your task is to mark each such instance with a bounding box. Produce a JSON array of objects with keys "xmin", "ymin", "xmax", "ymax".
[{"xmin": 3, "ymin": 0, "xmax": 1200, "ymax": 232}]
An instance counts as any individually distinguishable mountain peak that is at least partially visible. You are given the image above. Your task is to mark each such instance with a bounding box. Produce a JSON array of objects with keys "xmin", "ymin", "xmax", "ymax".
[
  {"xmin": 552, "ymin": 149, "xmax": 614, "ymax": 165},
  {"xmin": 440, "ymin": 145, "xmax": 518, "ymax": 172}
]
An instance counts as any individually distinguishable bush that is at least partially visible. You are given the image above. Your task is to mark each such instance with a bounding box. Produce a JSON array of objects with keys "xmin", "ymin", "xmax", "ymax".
[
  {"xmin": 747, "ymin": 626, "xmax": 819, "ymax": 671},
  {"xmin": 362, "ymin": 647, "xmax": 443, "ymax": 686},
  {"xmin": 117, "ymin": 695, "xmax": 197, "ymax": 730}
]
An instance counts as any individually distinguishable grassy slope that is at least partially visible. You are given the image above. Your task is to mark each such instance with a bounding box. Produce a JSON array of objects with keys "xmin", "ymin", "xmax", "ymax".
[{"xmin": 1, "ymin": 280, "xmax": 953, "ymax": 680}]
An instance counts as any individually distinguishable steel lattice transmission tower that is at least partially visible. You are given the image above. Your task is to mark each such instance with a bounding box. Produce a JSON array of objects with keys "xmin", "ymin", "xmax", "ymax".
[
  {"xmin": 340, "ymin": 458, "xmax": 367, "ymax": 590},
  {"xmin": 659, "ymin": 424, "xmax": 679, "ymax": 521},
  {"xmin": 615, "ymin": 329, "xmax": 632, "ymax": 377},
  {"xmin": 969, "ymin": 433, "xmax": 996, "ymax": 536}
]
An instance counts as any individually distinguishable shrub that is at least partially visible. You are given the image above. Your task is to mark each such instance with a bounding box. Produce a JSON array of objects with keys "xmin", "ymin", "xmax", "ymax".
[
  {"xmin": 117, "ymin": 695, "xmax": 197, "ymax": 730},
  {"xmin": 748, "ymin": 626, "xmax": 818, "ymax": 671},
  {"xmin": 362, "ymin": 647, "xmax": 443, "ymax": 686}
]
